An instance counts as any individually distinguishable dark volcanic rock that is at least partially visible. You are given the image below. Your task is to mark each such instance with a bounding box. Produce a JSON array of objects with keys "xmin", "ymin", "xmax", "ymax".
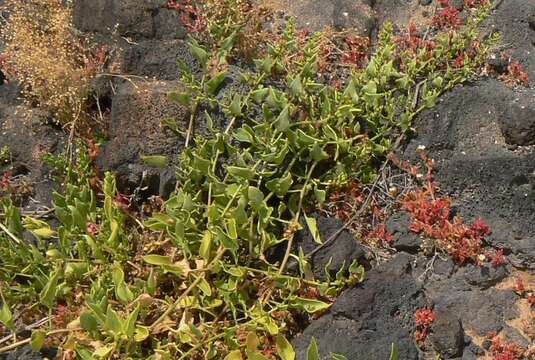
[
  {"xmin": 292, "ymin": 254, "xmax": 424, "ymax": 359},
  {"xmin": 386, "ymin": 212, "xmax": 422, "ymax": 253},
  {"xmin": 500, "ymin": 88, "xmax": 535, "ymax": 146},
  {"xmin": 97, "ymin": 80, "xmax": 187, "ymax": 195},
  {"xmin": 120, "ymin": 40, "xmax": 197, "ymax": 80},
  {"xmin": 429, "ymin": 308, "xmax": 464, "ymax": 358},
  {"xmin": 259, "ymin": 0, "xmax": 376, "ymax": 35},
  {"xmin": 403, "ymin": 79, "xmax": 535, "ymax": 269},
  {"xmin": 0, "ymin": 100, "xmax": 64, "ymax": 207},
  {"xmin": 487, "ymin": 0, "xmax": 535, "ymax": 84},
  {"xmin": 462, "ymin": 263, "xmax": 508, "ymax": 289},
  {"xmin": 0, "ymin": 345, "xmax": 57, "ymax": 360},
  {"xmin": 294, "ymin": 215, "xmax": 366, "ymax": 280},
  {"xmin": 425, "ymin": 272, "xmax": 517, "ymax": 336},
  {"xmin": 73, "ymin": 0, "xmax": 181, "ymax": 40}
]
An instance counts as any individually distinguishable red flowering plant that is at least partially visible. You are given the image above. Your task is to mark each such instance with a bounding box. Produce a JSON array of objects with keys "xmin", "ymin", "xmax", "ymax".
[
  {"xmin": 395, "ymin": 23, "xmax": 436, "ymax": 64},
  {"xmin": 394, "ymin": 149, "xmax": 497, "ymax": 265},
  {"xmin": 414, "ymin": 307, "xmax": 436, "ymax": 343},
  {"xmin": 433, "ymin": 7, "xmax": 462, "ymax": 30},
  {"xmin": 488, "ymin": 335, "xmax": 525, "ymax": 360},
  {"xmin": 167, "ymin": 0, "xmax": 206, "ymax": 33},
  {"xmin": 342, "ymin": 35, "xmax": 370, "ymax": 69}
]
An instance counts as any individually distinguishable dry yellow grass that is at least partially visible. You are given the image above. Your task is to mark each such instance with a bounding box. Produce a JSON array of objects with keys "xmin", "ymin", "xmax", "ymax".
[{"xmin": 0, "ymin": 0, "xmax": 99, "ymax": 125}]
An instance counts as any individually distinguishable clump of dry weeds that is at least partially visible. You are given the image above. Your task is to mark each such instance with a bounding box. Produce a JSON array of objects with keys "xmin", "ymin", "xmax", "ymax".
[{"xmin": 0, "ymin": 0, "xmax": 102, "ymax": 125}]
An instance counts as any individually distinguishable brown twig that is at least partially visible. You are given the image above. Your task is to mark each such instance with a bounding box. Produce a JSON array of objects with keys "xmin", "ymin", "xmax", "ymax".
[
  {"xmin": 303, "ymin": 134, "xmax": 406, "ymax": 261},
  {"xmin": 0, "ymin": 328, "xmax": 83, "ymax": 353}
]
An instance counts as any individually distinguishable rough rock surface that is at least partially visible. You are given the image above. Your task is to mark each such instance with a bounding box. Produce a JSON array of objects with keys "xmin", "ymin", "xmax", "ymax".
[
  {"xmin": 2, "ymin": 0, "xmax": 535, "ymax": 359},
  {"xmin": 97, "ymin": 80, "xmax": 187, "ymax": 196},
  {"xmin": 294, "ymin": 215, "xmax": 367, "ymax": 280},
  {"xmin": 403, "ymin": 79, "xmax": 535, "ymax": 269},
  {"xmin": 260, "ymin": 0, "xmax": 376, "ymax": 35},
  {"xmin": 0, "ymin": 346, "xmax": 57, "ymax": 360},
  {"xmin": 293, "ymin": 254, "xmax": 425, "ymax": 359},
  {"xmin": 0, "ymin": 83, "xmax": 64, "ymax": 208}
]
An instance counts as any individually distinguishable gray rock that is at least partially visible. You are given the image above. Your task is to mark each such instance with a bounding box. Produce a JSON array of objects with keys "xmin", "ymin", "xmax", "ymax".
[
  {"xmin": 294, "ymin": 215, "xmax": 366, "ymax": 281},
  {"xmin": 429, "ymin": 308, "xmax": 464, "ymax": 358},
  {"xmin": 501, "ymin": 89, "xmax": 535, "ymax": 146},
  {"xmin": 449, "ymin": 0, "xmax": 464, "ymax": 11},
  {"xmin": 463, "ymin": 263, "xmax": 508, "ymax": 289},
  {"xmin": 293, "ymin": 254, "xmax": 424, "ymax": 359},
  {"xmin": 0, "ymin": 345, "xmax": 57, "ymax": 360},
  {"xmin": 402, "ymin": 79, "xmax": 535, "ymax": 269},
  {"xmin": 256, "ymin": 0, "xmax": 376, "ymax": 36},
  {"xmin": 387, "ymin": 212, "xmax": 422, "ymax": 253},
  {"xmin": 73, "ymin": 0, "xmax": 165, "ymax": 38},
  {"xmin": 120, "ymin": 39, "xmax": 198, "ymax": 80},
  {"xmin": 488, "ymin": 0, "xmax": 535, "ymax": 85},
  {"xmin": 97, "ymin": 80, "xmax": 187, "ymax": 195}
]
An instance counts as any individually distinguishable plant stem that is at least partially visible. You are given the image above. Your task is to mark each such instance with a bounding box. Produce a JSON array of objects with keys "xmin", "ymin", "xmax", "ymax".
[
  {"xmin": 0, "ymin": 221, "xmax": 21, "ymax": 244},
  {"xmin": 149, "ymin": 246, "xmax": 226, "ymax": 330},
  {"xmin": 0, "ymin": 328, "xmax": 83, "ymax": 353}
]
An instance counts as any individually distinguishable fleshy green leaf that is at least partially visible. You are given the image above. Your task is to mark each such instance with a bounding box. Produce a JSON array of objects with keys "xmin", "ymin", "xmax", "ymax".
[
  {"xmin": 40, "ymin": 267, "xmax": 61, "ymax": 309},
  {"xmin": 276, "ymin": 334, "xmax": 295, "ymax": 360},
  {"xmin": 274, "ymin": 105, "xmax": 290, "ymax": 131},
  {"xmin": 389, "ymin": 343, "xmax": 399, "ymax": 360},
  {"xmin": 247, "ymin": 186, "xmax": 264, "ymax": 209},
  {"xmin": 290, "ymin": 297, "xmax": 331, "ymax": 313},
  {"xmin": 306, "ymin": 338, "xmax": 320, "ymax": 360},
  {"xmin": 224, "ymin": 350, "xmax": 243, "ymax": 360},
  {"xmin": 80, "ymin": 311, "xmax": 98, "ymax": 332},
  {"xmin": 0, "ymin": 301, "xmax": 14, "ymax": 331},
  {"xmin": 304, "ymin": 215, "xmax": 322, "ymax": 244},
  {"xmin": 30, "ymin": 330, "xmax": 46, "ymax": 352},
  {"xmin": 200, "ymin": 231, "xmax": 213, "ymax": 262},
  {"xmin": 140, "ymin": 155, "xmax": 169, "ymax": 168}
]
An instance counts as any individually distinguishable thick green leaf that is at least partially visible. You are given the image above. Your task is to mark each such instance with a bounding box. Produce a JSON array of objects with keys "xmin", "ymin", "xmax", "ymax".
[
  {"xmin": 246, "ymin": 351, "xmax": 270, "ymax": 360},
  {"xmin": 229, "ymin": 94, "xmax": 242, "ymax": 117},
  {"xmin": 31, "ymin": 226, "xmax": 55, "ymax": 239},
  {"xmin": 246, "ymin": 332, "xmax": 259, "ymax": 352},
  {"xmin": 227, "ymin": 166, "xmax": 255, "ymax": 180},
  {"xmin": 188, "ymin": 39, "xmax": 208, "ymax": 67},
  {"xmin": 105, "ymin": 305, "xmax": 123, "ymax": 334},
  {"xmin": 224, "ymin": 350, "xmax": 242, "ymax": 360},
  {"xmin": 140, "ymin": 155, "xmax": 169, "ymax": 168},
  {"xmin": 274, "ymin": 105, "xmax": 290, "ymax": 131},
  {"xmin": 306, "ymin": 338, "xmax": 320, "ymax": 360},
  {"xmin": 200, "ymin": 231, "xmax": 213, "ymax": 262},
  {"xmin": 30, "ymin": 330, "xmax": 46, "ymax": 352},
  {"xmin": 389, "ymin": 343, "xmax": 398, "ymax": 360},
  {"xmin": 304, "ymin": 215, "xmax": 321, "ymax": 244},
  {"xmin": 290, "ymin": 297, "xmax": 331, "ymax": 313},
  {"xmin": 168, "ymin": 92, "xmax": 191, "ymax": 106},
  {"xmin": 197, "ymin": 277, "xmax": 212, "ymax": 296},
  {"xmin": 124, "ymin": 304, "xmax": 140, "ymax": 338},
  {"xmin": 205, "ymin": 71, "xmax": 227, "ymax": 95},
  {"xmin": 112, "ymin": 264, "xmax": 134, "ymax": 304},
  {"xmin": 94, "ymin": 345, "xmax": 113, "ymax": 358},
  {"xmin": 143, "ymin": 254, "xmax": 173, "ymax": 266},
  {"xmin": 80, "ymin": 311, "xmax": 98, "ymax": 332},
  {"xmin": 134, "ymin": 325, "xmax": 150, "ymax": 342},
  {"xmin": 0, "ymin": 301, "xmax": 14, "ymax": 331},
  {"xmin": 247, "ymin": 186, "xmax": 264, "ymax": 209},
  {"xmin": 276, "ymin": 334, "xmax": 295, "ymax": 360},
  {"xmin": 40, "ymin": 267, "xmax": 61, "ymax": 309}
]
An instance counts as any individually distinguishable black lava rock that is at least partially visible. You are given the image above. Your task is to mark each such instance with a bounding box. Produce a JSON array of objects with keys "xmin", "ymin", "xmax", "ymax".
[
  {"xmin": 386, "ymin": 212, "xmax": 422, "ymax": 253},
  {"xmin": 429, "ymin": 308, "xmax": 465, "ymax": 358},
  {"xmin": 292, "ymin": 254, "xmax": 425, "ymax": 359},
  {"xmin": 294, "ymin": 215, "xmax": 367, "ymax": 280}
]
